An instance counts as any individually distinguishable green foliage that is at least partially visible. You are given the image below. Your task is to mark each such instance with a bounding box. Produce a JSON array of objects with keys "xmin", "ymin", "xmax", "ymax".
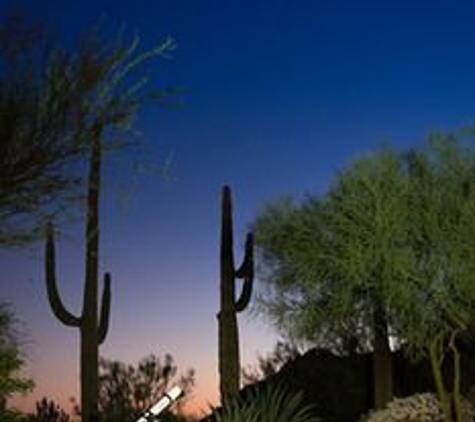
[
  {"xmin": 254, "ymin": 148, "xmax": 406, "ymax": 408},
  {"xmin": 1, "ymin": 409, "xmax": 28, "ymax": 422},
  {"xmin": 254, "ymin": 148, "xmax": 409, "ymax": 350},
  {"xmin": 215, "ymin": 383, "xmax": 318, "ymax": 422},
  {"xmin": 98, "ymin": 353, "xmax": 194, "ymax": 422},
  {"xmin": 389, "ymin": 136, "xmax": 475, "ymax": 422},
  {"xmin": 254, "ymin": 136, "xmax": 475, "ymax": 419},
  {"xmin": 392, "ymin": 136, "xmax": 475, "ymax": 355},
  {"xmin": 0, "ymin": 302, "xmax": 33, "ymax": 413}
]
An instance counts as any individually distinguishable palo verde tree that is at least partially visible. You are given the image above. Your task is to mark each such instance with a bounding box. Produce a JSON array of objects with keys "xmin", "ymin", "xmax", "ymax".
[
  {"xmin": 253, "ymin": 148, "xmax": 413, "ymax": 409},
  {"xmin": 44, "ymin": 28, "xmax": 176, "ymax": 422},
  {"xmin": 219, "ymin": 185, "xmax": 254, "ymax": 402},
  {"xmin": 391, "ymin": 136, "xmax": 475, "ymax": 422}
]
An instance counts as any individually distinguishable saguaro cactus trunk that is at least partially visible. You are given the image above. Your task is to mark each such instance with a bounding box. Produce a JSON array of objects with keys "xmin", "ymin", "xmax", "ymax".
[
  {"xmin": 218, "ymin": 185, "xmax": 254, "ymax": 403},
  {"xmin": 45, "ymin": 130, "xmax": 110, "ymax": 422}
]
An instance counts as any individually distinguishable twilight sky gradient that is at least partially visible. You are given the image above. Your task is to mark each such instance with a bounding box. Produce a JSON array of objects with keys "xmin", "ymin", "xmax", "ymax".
[{"xmin": 2, "ymin": 0, "xmax": 475, "ymax": 417}]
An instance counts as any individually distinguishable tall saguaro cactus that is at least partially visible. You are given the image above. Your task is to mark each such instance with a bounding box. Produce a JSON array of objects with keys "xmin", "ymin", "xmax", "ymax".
[
  {"xmin": 218, "ymin": 185, "xmax": 254, "ymax": 402},
  {"xmin": 45, "ymin": 130, "xmax": 110, "ymax": 422}
]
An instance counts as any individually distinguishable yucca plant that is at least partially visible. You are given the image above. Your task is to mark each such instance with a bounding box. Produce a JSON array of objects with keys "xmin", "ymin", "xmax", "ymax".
[{"xmin": 215, "ymin": 383, "xmax": 318, "ymax": 422}]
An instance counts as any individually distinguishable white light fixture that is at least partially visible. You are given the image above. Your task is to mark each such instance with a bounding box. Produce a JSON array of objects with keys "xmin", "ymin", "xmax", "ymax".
[{"xmin": 135, "ymin": 386, "xmax": 183, "ymax": 422}]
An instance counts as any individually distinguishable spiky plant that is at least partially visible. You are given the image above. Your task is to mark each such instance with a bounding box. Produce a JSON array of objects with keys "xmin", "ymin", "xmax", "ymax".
[
  {"xmin": 218, "ymin": 185, "xmax": 254, "ymax": 402},
  {"xmin": 215, "ymin": 383, "xmax": 318, "ymax": 422}
]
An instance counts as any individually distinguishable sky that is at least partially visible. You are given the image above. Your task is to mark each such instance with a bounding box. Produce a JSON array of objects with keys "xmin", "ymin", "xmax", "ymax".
[{"xmin": 2, "ymin": 0, "xmax": 475, "ymax": 417}]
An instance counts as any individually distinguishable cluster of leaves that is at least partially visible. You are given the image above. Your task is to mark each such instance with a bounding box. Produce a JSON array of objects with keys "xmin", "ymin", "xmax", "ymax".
[
  {"xmin": 255, "ymin": 136, "xmax": 475, "ymax": 349},
  {"xmin": 254, "ymin": 147, "xmax": 408, "ymax": 353}
]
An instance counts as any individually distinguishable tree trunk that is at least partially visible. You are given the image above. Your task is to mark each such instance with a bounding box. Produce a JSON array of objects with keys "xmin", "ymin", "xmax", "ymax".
[
  {"xmin": 430, "ymin": 336, "xmax": 452, "ymax": 422},
  {"xmin": 373, "ymin": 304, "xmax": 393, "ymax": 409}
]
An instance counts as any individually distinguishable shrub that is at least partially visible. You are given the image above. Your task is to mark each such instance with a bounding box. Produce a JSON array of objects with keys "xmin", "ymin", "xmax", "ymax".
[{"xmin": 360, "ymin": 393, "xmax": 475, "ymax": 422}]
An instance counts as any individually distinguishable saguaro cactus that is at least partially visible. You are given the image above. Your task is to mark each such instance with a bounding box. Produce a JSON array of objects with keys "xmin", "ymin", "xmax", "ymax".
[
  {"xmin": 218, "ymin": 185, "xmax": 254, "ymax": 402},
  {"xmin": 45, "ymin": 130, "xmax": 110, "ymax": 422}
]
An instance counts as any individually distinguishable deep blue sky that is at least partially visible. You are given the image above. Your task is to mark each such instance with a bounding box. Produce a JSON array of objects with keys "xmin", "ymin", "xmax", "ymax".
[{"xmin": 2, "ymin": 0, "xmax": 475, "ymax": 415}]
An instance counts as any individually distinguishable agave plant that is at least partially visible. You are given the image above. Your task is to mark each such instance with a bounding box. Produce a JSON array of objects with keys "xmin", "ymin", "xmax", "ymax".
[{"xmin": 215, "ymin": 383, "xmax": 318, "ymax": 422}]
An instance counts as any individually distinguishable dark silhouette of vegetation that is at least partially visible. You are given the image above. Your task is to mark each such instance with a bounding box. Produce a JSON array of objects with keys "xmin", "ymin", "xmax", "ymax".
[
  {"xmin": 43, "ymin": 23, "xmax": 176, "ymax": 422},
  {"xmin": 218, "ymin": 185, "xmax": 254, "ymax": 402},
  {"xmin": 97, "ymin": 353, "xmax": 194, "ymax": 422},
  {"xmin": 28, "ymin": 397, "xmax": 71, "ymax": 422},
  {"xmin": 242, "ymin": 341, "xmax": 300, "ymax": 385},
  {"xmin": 0, "ymin": 302, "xmax": 33, "ymax": 416}
]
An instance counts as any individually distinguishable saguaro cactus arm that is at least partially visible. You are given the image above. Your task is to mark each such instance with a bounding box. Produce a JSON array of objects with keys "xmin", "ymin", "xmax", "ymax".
[
  {"xmin": 234, "ymin": 233, "xmax": 254, "ymax": 312},
  {"xmin": 98, "ymin": 272, "xmax": 111, "ymax": 345},
  {"xmin": 45, "ymin": 221, "xmax": 81, "ymax": 327}
]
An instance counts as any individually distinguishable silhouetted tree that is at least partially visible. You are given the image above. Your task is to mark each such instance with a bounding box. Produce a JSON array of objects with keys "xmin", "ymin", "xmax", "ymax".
[
  {"xmin": 98, "ymin": 354, "xmax": 194, "ymax": 422},
  {"xmin": 29, "ymin": 397, "xmax": 71, "ymax": 422}
]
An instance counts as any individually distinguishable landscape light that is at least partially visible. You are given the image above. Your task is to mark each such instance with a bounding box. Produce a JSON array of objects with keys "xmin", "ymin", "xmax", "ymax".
[{"xmin": 135, "ymin": 386, "xmax": 183, "ymax": 422}]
